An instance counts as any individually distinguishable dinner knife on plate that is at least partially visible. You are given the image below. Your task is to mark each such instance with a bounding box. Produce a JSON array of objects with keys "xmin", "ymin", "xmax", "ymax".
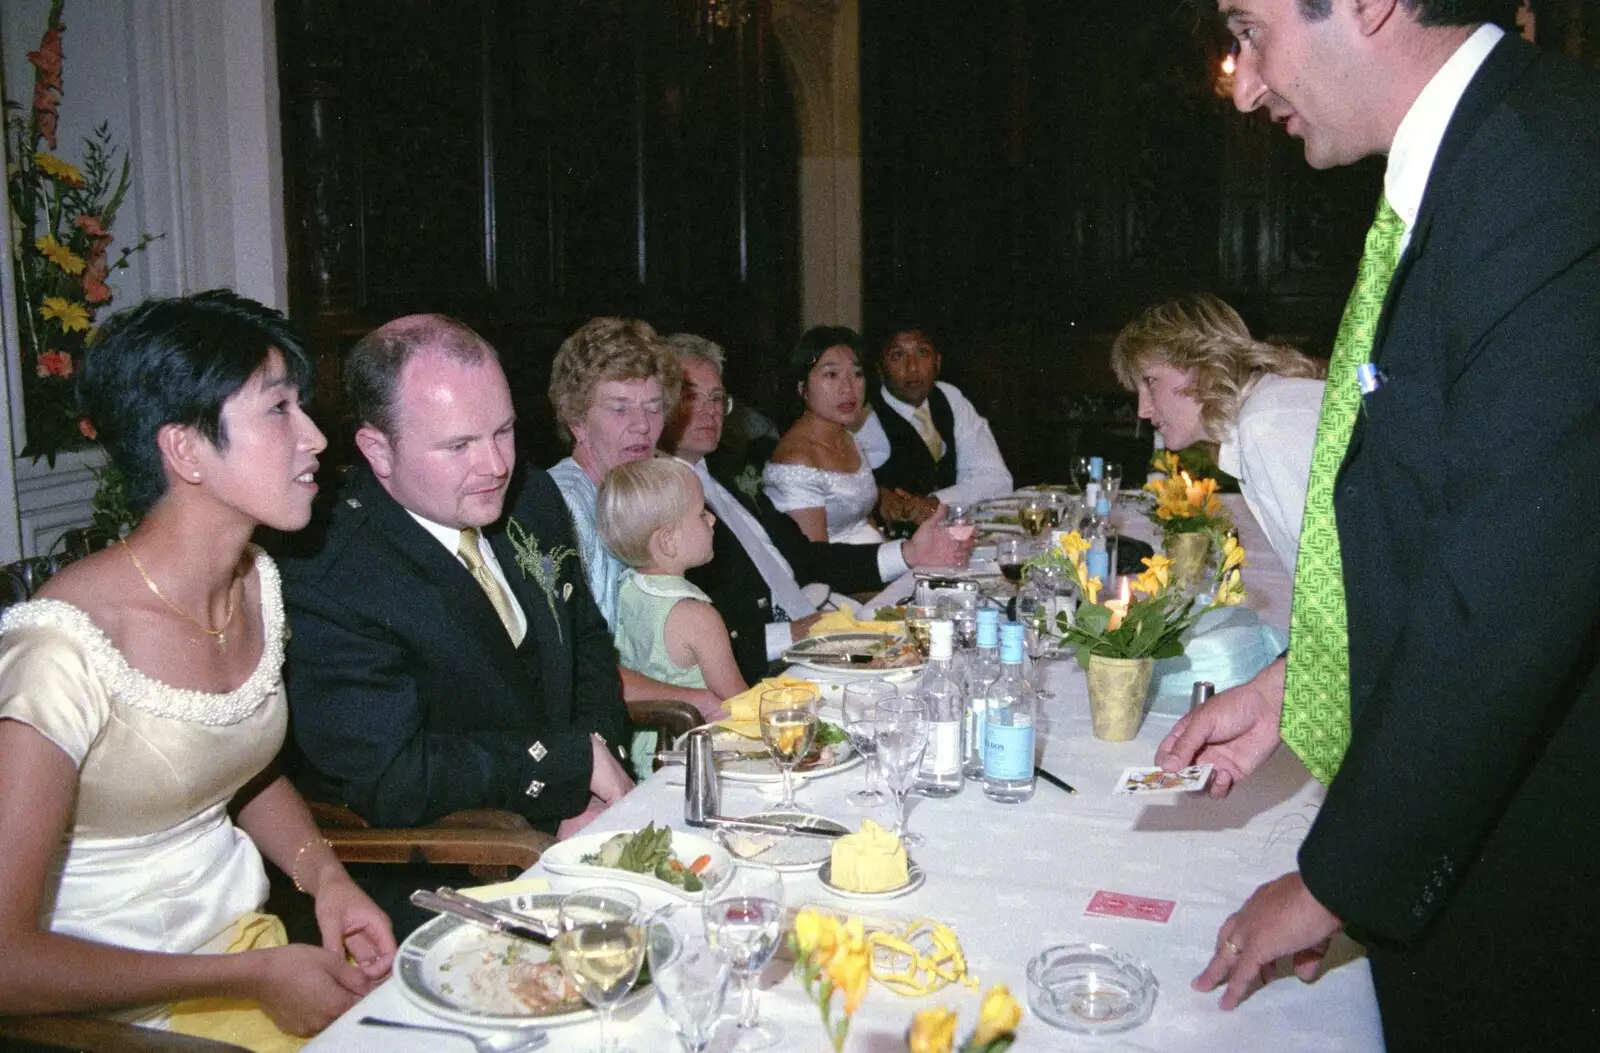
[
  {"xmin": 697, "ymin": 814, "xmax": 848, "ymax": 840},
  {"xmin": 409, "ymin": 887, "xmax": 557, "ymax": 944}
]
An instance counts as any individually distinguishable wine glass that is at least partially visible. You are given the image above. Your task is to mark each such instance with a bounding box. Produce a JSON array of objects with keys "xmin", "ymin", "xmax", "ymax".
[
  {"xmin": 557, "ymin": 888, "xmax": 645, "ymax": 1053},
  {"xmin": 944, "ymin": 503, "xmax": 975, "ymax": 544},
  {"xmin": 1101, "ymin": 463, "xmax": 1124, "ymax": 507},
  {"xmin": 842, "ymin": 681, "xmax": 892, "ymax": 808},
  {"xmin": 759, "ymin": 685, "xmax": 819, "ymax": 811},
  {"xmin": 1017, "ymin": 567, "xmax": 1060, "ymax": 701},
  {"xmin": 875, "ymin": 695, "xmax": 929, "ymax": 848},
  {"xmin": 1068, "ymin": 455, "xmax": 1093, "ymax": 495},
  {"xmin": 703, "ymin": 864, "xmax": 786, "ymax": 1050},
  {"xmin": 647, "ymin": 903, "xmax": 731, "ymax": 1053},
  {"xmin": 996, "ymin": 537, "xmax": 1028, "ymax": 586},
  {"xmin": 1018, "ymin": 496, "xmax": 1051, "ymax": 538}
]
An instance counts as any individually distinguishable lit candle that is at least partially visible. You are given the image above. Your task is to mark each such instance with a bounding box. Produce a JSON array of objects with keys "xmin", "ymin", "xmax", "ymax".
[
  {"xmin": 1182, "ymin": 470, "xmax": 1204, "ymax": 509},
  {"xmin": 1105, "ymin": 578, "xmax": 1132, "ymax": 631}
]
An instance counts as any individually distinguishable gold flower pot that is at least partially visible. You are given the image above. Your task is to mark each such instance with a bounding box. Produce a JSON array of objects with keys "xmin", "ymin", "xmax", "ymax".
[
  {"xmin": 1164, "ymin": 531, "xmax": 1211, "ymax": 592},
  {"xmin": 1086, "ymin": 654, "xmax": 1155, "ymax": 742}
]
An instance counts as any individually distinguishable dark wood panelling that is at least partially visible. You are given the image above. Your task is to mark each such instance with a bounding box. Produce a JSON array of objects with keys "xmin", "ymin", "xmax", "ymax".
[{"xmin": 277, "ymin": 0, "xmax": 798, "ymax": 467}]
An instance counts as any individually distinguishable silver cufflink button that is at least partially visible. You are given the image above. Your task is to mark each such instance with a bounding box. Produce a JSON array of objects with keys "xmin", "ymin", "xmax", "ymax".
[
  {"xmin": 525, "ymin": 779, "xmax": 545, "ymax": 798},
  {"xmin": 528, "ymin": 741, "xmax": 548, "ymax": 762}
]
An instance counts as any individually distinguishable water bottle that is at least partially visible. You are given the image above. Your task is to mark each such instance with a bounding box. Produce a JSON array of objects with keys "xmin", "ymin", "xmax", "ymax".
[
  {"xmin": 914, "ymin": 620, "xmax": 965, "ymax": 797},
  {"xmin": 984, "ymin": 623, "xmax": 1037, "ymax": 803},
  {"xmin": 1089, "ymin": 455, "xmax": 1104, "ymax": 482},
  {"xmin": 962, "ymin": 608, "xmax": 1002, "ymax": 778},
  {"xmin": 1084, "ymin": 492, "xmax": 1119, "ymax": 591},
  {"xmin": 1147, "ymin": 431, "xmax": 1168, "ymax": 483}
]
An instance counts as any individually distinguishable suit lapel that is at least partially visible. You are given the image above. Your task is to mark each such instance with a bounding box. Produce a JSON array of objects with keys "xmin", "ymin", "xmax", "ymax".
[{"xmin": 354, "ymin": 470, "xmax": 540, "ymax": 699}]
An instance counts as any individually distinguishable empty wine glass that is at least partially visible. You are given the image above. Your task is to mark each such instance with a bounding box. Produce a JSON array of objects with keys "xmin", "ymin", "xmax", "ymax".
[
  {"xmin": 703, "ymin": 864, "xmax": 785, "ymax": 1050},
  {"xmin": 557, "ymin": 887, "xmax": 645, "ymax": 1053},
  {"xmin": 875, "ymin": 695, "xmax": 929, "ymax": 848},
  {"xmin": 759, "ymin": 685, "xmax": 819, "ymax": 811},
  {"xmin": 842, "ymin": 681, "xmax": 892, "ymax": 808},
  {"xmin": 647, "ymin": 903, "xmax": 731, "ymax": 1053},
  {"xmin": 1068, "ymin": 455, "xmax": 1093, "ymax": 495}
]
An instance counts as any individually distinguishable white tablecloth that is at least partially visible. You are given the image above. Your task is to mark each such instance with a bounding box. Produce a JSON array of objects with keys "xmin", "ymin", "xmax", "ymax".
[{"xmin": 305, "ymin": 495, "xmax": 1382, "ymax": 1052}]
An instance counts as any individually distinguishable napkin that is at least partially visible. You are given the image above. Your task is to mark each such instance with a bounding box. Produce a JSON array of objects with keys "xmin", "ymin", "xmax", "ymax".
[
  {"xmin": 461, "ymin": 876, "xmax": 551, "ymax": 901},
  {"xmin": 807, "ymin": 602, "xmax": 904, "ymax": 637},
  {"xmin": 1148, "ymin": 606, "xmax": 1289, "ymax": 716},
  {"xmin": 716, "ymin": 674, "xmax": 818, "ymax": 737}
]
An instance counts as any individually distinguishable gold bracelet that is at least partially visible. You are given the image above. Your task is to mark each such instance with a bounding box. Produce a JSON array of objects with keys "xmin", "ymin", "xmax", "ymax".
[{"xmin": 291, "ymin": 836, "xmax": 333, "ymax": 894}]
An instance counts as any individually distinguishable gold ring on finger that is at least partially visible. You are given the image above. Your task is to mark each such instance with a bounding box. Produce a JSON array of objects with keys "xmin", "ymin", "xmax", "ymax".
[{"xmin": 1223, "ymin": 937, "xmax": 1242, "ymax": 956}]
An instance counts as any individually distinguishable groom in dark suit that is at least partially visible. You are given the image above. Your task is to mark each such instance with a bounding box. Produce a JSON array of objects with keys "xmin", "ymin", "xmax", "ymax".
[
  {"xmin": 283, "ymin": 315, "xmax": 632, "ymax": 848},
  {"xmin": 1155, "ymin": 1, "xmax": 1600, "ymax": 1046}
]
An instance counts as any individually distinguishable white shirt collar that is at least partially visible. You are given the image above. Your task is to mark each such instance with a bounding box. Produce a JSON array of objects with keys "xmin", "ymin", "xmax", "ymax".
[
  {"xmin": 1384, "ymin": 23, "xmax": 1503, "ymax": 234},
  {"xmin": 878, "ymin": 386, "xmax": 926, "ymax": 416},
  {"xmin": 407, "ymin": 508, "xmax": 473, "ymax": 556}
]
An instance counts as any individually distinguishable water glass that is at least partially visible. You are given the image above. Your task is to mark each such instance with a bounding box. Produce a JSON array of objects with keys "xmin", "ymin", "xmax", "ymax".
[
  {"xmin": 557, "ymin": 888, "xmax": 645, "ymax": 1053},
  {"xmin": 875, "ymin": 696, "xmax": 929, "ymax": 848},
  {"xmin": 1102, "ymin": 464, "xmax": 1124, "ymax": 506},
  {"xmin": 842, "ymin": 681, "xmax": 892, "ymax": 808},
  {"xmin": 944, "ymin": 502, "xmax": 975, "ymax": 543},
  {"xmin": 703, "ymin": 864, "xmax": 785, "ymax": 1050},
  {"xmin": 647, "ymin": 904, "xmax": 731, "ymax": 1053}
]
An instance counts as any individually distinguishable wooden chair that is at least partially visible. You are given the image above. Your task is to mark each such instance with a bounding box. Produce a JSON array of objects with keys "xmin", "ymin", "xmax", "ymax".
[{"xmin": 0, "ymin": 1016, "xmax": 250, "ymax": 1052}]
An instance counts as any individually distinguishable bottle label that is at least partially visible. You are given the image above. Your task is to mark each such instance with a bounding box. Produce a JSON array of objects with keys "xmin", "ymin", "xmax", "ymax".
[
  {"xmin": 1085, "ymin": 550, "xmax": 1109, "ymax": 584},
  {"xmin": 922, "ymin": 721, "xmax": 962, "ymax": 776},
  {"xmin": 984, "ymin": 723, "xmax": 1035, "ymax": 781}
]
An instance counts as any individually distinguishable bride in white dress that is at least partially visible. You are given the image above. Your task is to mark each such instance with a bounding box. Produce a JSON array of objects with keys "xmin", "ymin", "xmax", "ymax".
[
  {"xmin": 763, "ymin": 327, "xmax": 885, "ymax": 545},
  {"xmin": 0, "ymin": 292, "xmax": 394, "ymax": 1049}
]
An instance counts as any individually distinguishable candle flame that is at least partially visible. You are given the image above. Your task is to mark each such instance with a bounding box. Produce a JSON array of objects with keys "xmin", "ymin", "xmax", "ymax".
[{"xmin": 1222, "ymin": 54, "xmax": 1236, "ymax": 76}]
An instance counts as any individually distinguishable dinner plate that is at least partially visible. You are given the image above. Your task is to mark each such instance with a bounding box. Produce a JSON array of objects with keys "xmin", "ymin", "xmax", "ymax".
[
  {"xmin": 538, "ymin": 828, "xmax": 733, "ymax": 900},
  {"xmin": 817, "ymin": 858, "xmax": 926, "ymax": 900},
  {"xmin": 676, "ymin": 723, "xmax": 865, "ymax": 783},
  {"xmin": 395, "ymin": 890, "xmax": 652, "ymax": 1028},
  {"xmin": 783, "ymin": 632, "xmax": 923, "ymax": 677},
  {"xmin": 717, "ymin": 811, "xmax": 852, "ymax": 871}
]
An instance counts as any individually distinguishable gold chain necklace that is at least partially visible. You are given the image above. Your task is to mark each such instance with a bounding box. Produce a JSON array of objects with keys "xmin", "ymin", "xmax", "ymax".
[{"xmin": 123, "ymin": 540, "xmax": 238, "ymax": 650}]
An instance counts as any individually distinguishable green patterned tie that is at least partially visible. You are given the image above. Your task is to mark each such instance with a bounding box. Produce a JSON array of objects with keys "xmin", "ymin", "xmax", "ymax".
[{"xmin": 1281, "ymin": 195, "xmax": 1405, "ymax": 785}]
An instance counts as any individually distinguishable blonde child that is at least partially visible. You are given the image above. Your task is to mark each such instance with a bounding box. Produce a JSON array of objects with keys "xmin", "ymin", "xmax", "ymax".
[{"xmin": 597, "ymin": 458, "xmax": 748, "ymax": 705}]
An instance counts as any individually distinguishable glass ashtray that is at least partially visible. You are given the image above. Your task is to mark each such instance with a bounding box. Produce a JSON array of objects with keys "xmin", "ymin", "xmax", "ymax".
[{"xmin": 1026, "ymin": 943, "xmax": 1159, "ymax": 1034}]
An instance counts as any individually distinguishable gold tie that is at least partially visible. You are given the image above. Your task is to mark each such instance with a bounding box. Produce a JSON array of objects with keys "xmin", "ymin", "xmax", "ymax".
[
  {"xmin": 458, "ymin": 528, "xmax": 523, "ymax": 644},
  {"xmin": 912, "ymin": 403, "xmax": 944, "ymax": 460}
]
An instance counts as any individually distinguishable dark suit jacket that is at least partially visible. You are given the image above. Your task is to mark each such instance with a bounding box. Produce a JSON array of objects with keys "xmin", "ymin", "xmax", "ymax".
[
  {"xmin": 1296, "ymin": 35, "xmax": 1600, "ymax": 1043},
  {"xmin": 684, "ymin": 459, "xmax": 884, "ymax": 683},
  {"xmin": 282, "ymin": 465, "xmax": 627, "ymax": 831},
  {"xmin": 869, "ymin": 385, "xmax": 958, "ymax": 496}
]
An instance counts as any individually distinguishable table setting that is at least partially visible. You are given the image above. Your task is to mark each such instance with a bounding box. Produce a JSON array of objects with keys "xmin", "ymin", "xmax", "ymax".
[{"xmin": 304, "ymin": 480, "xmax": 1379, "ymax": 1052}]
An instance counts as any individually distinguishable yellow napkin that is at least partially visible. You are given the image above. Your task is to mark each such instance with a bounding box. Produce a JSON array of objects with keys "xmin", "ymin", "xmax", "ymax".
[
  {"xmin": 461, "ymin": 876, "xmax": 551, "ymax": 901},
  {"xmin": 716, "ymin": 675, "xmax": 818, "ymax": 738},
  {"xmin": 167, "ymin": 912, "xmax": 307, "ymax": 1052},
  {"xmin": 808, "ymin": 602, "xmax": 904, "ymax": 638}
]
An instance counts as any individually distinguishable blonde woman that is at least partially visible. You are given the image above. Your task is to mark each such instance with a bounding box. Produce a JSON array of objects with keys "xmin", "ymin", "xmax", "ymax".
[{"xmin": 1112, "ymin": 294, "xmax": 1326, "ymax": 573}]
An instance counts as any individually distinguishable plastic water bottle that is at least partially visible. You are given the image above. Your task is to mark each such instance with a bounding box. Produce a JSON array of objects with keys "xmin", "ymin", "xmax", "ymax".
[
  {"xmin": 1084, "ymin": 492, "xmax": 1119, "ymax": 591},
  {"xmin": 962, "ymin": 609, "xmax": 1002, "ymax": 779},
  {"xmin": 984, "ymin": 623, "xmax": 1037, "ymax": 803},
  {"xmin": 914, "ymin": 620, "xmax": 964, "ymax": 797}
]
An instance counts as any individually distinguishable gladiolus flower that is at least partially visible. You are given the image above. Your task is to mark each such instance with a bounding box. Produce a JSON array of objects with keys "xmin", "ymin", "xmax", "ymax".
[
  {"xmin": 36, "ymin": 234, "xmax": 85, "ymax": 275},
  {"xmin": 36, "ymin": 350, "xmax": 74, "ymax": 378},
  {"xmin": 971, "ymin": 984, "xmax": 1024, "ymax": 1047},
  {"xmin": 908, "ymin": 1007, "xmax": 958, "ymax": 1053},
  {"xmin": 40, "ymin": 296, "xmax": 91, "ymax": 332},
  {"xmin": 33, "ymin": 152, "xmax": 82, "ymax": 186}
]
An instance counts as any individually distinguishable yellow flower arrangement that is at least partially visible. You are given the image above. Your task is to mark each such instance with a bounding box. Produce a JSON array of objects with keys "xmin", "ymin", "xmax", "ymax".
[
  {"xmin": 1142, "ymin": 450, "xmax": 1232, "ymax": 539},
  {"xmin": 6, "ymin": 0, "xmax": 163, "ymax": 461},
  {"xmin": 789, "ymin": 909, "xmax": 872, "ymax": 1051},
  {"xmin": 903, "ymin": 984, "xmax": 1023, "ymax": 1053},
  {"xmin": 1039, "ymin": 529, "xmax": 1247, "ymax": 664}
]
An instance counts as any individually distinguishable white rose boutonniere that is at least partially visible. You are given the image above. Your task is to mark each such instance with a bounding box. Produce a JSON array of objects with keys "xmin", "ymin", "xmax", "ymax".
[
  {"xmin": 507, "ymin": 518, "xmax": 579, "ymax": 642},
  {"xmin": 735, "ymin": 464, "xmax": 763, "ymax": 502}
]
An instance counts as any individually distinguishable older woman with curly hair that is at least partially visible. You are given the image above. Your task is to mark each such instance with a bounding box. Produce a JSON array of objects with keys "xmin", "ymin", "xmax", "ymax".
[
  {"xmin": 1112, "ymin": 294, "xmax": 1326, "ymax": 573},
  {"xmin": 548, "ymin": 318, "xmax": 720, "ymax": 722}
]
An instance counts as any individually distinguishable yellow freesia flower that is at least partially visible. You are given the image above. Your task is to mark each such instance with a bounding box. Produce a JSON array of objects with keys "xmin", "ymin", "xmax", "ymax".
[
  {"xmin": 33, "ymin": 151, "xmax": 83, "ymax": 185},
  {"xmin": 1083, "ymin": 576, "xmax": 1103, "ymax": 605},
  {"xmin": 972, "ymin": 984, "xmax": 1024, "ymax": 1046},
  {"xmin": 1055, "ymin": 529, "xmax": 1090, "ymax": 563},
  {"xmin": 40, "ymin": 296, "xmax": 90, "ymax": 332},
  {"xmin": 35, "ymin": 234, "xmax": 84, "ymax": 275},
  {"xmin": 1215, "ymin": 569, "xmax": 1247, "ymax": 606},
  {"xmin": 908, "ymin": 1007, "xmax": 958, "ymax": 1053},
  {"xmin": 823, "ymin": 921, "xmax": 871, "ymax": 1014},
  {"xmin": 793, "ymin": 909, "xmax": 824, "ymax": 957},
  {"xmin": 1220, "ymin": 535, "xmax": 1247, "ymax": 574}
]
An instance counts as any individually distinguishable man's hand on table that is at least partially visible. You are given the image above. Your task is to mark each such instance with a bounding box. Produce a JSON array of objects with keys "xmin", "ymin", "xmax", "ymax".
[
  {"xmin": 1155, "ymin": 657, "xmax": 1286, "ymax": 798},
  {"xmin": 590, "ymin": 733, "xmax": 635, "ymax": 804},
  {"xmin": 879, "ymin": 487, "xmax": 939, "ymax": 526},
  {"xmin": 903, "ymin": 502, "xmax": 974, "ymax": 568},
  {"xmin": 1196, "ymin": 871, "xmax": 1342, "ymax": 1010},
  {"xmin": 789, "ymin": 612, "xmax": 824, "ymax": 640}
]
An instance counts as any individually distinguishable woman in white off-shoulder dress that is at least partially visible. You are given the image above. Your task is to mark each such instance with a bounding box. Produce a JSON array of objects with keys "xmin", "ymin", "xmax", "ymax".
[
  {"xmin": 763, "ymin": 327, "xmax": 886, "ymax": 545},
  {"xmin": 0, "ymin": 292, "xmax": 394, "ymax": 1050}
]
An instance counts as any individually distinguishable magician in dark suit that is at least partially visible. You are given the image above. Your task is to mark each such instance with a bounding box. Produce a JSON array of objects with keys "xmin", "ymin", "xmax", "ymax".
[
  {"xmin": 283, "ymin": 315, "xmax": 633, "ymax": 847},
  {"xmin": 658, "ymin": 334, "xmax": 973, "ymax": 683},
  {"xmin": 1154, "ymin": 3, "xmax": 1600, "ymax": 1048}
]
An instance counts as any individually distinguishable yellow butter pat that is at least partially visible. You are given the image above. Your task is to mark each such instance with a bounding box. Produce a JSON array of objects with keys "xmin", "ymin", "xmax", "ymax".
[{"xmin": 830, "ymin": 819, "xmax": 908, "ymax": 893}]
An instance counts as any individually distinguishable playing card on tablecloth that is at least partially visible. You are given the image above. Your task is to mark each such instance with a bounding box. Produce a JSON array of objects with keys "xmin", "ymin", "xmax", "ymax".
[
  {"xmin": 1112, "ymin": 764, "xmax": 1212, "ymax": 795},
  {"xmin": 1085, "ymin": 889, "xmax": 1177, "ymax": 924}
]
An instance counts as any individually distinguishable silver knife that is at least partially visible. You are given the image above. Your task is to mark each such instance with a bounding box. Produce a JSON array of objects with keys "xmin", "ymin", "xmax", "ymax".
[
  {"xmin": 700, "ymin": 815, "xmax": 847, "ymax": 839},
  {"xmin": 410, "ymin": 888, "xmax": 557, "ymax": 944}
]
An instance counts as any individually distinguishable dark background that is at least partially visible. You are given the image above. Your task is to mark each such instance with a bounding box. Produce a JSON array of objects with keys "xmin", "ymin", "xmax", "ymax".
[{"xmin": 276, "ymin": 0, "xmax": 1593, "ymax": 481}]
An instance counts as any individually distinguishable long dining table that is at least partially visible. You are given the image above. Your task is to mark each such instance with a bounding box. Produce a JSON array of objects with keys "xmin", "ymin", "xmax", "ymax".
[{"xmin": 305, "ymin": 493, "xmax": 1384, "ymax": 1052}]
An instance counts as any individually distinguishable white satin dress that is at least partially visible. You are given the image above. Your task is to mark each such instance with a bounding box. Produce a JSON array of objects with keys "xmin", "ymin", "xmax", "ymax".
[{"xmin": 761, "ymin": 460, "xmax": 885, "ymax": 544}]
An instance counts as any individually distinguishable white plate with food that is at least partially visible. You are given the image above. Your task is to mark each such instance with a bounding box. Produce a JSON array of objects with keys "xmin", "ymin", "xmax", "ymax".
[
  {"xmin": 538, "ymin": 824, "xmax": 731, "ymax": 900},
  {"xmin": 717, "ymin": 811, "xmax": 852, "ymax": 872},
  {"xmin": 395, "ymin": 889, "xmax": 651, "ymax": 1028},
  {"xmin": 782, "ymin": 632, "xmax": 923, "ymax": 677},
  {"xmin": 817, "ymin": 858, "xmax": 927, "ymax": 900},
  {"xmin": 681, "ymin": 721, "xmax": 864, "ymax": 783}
]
